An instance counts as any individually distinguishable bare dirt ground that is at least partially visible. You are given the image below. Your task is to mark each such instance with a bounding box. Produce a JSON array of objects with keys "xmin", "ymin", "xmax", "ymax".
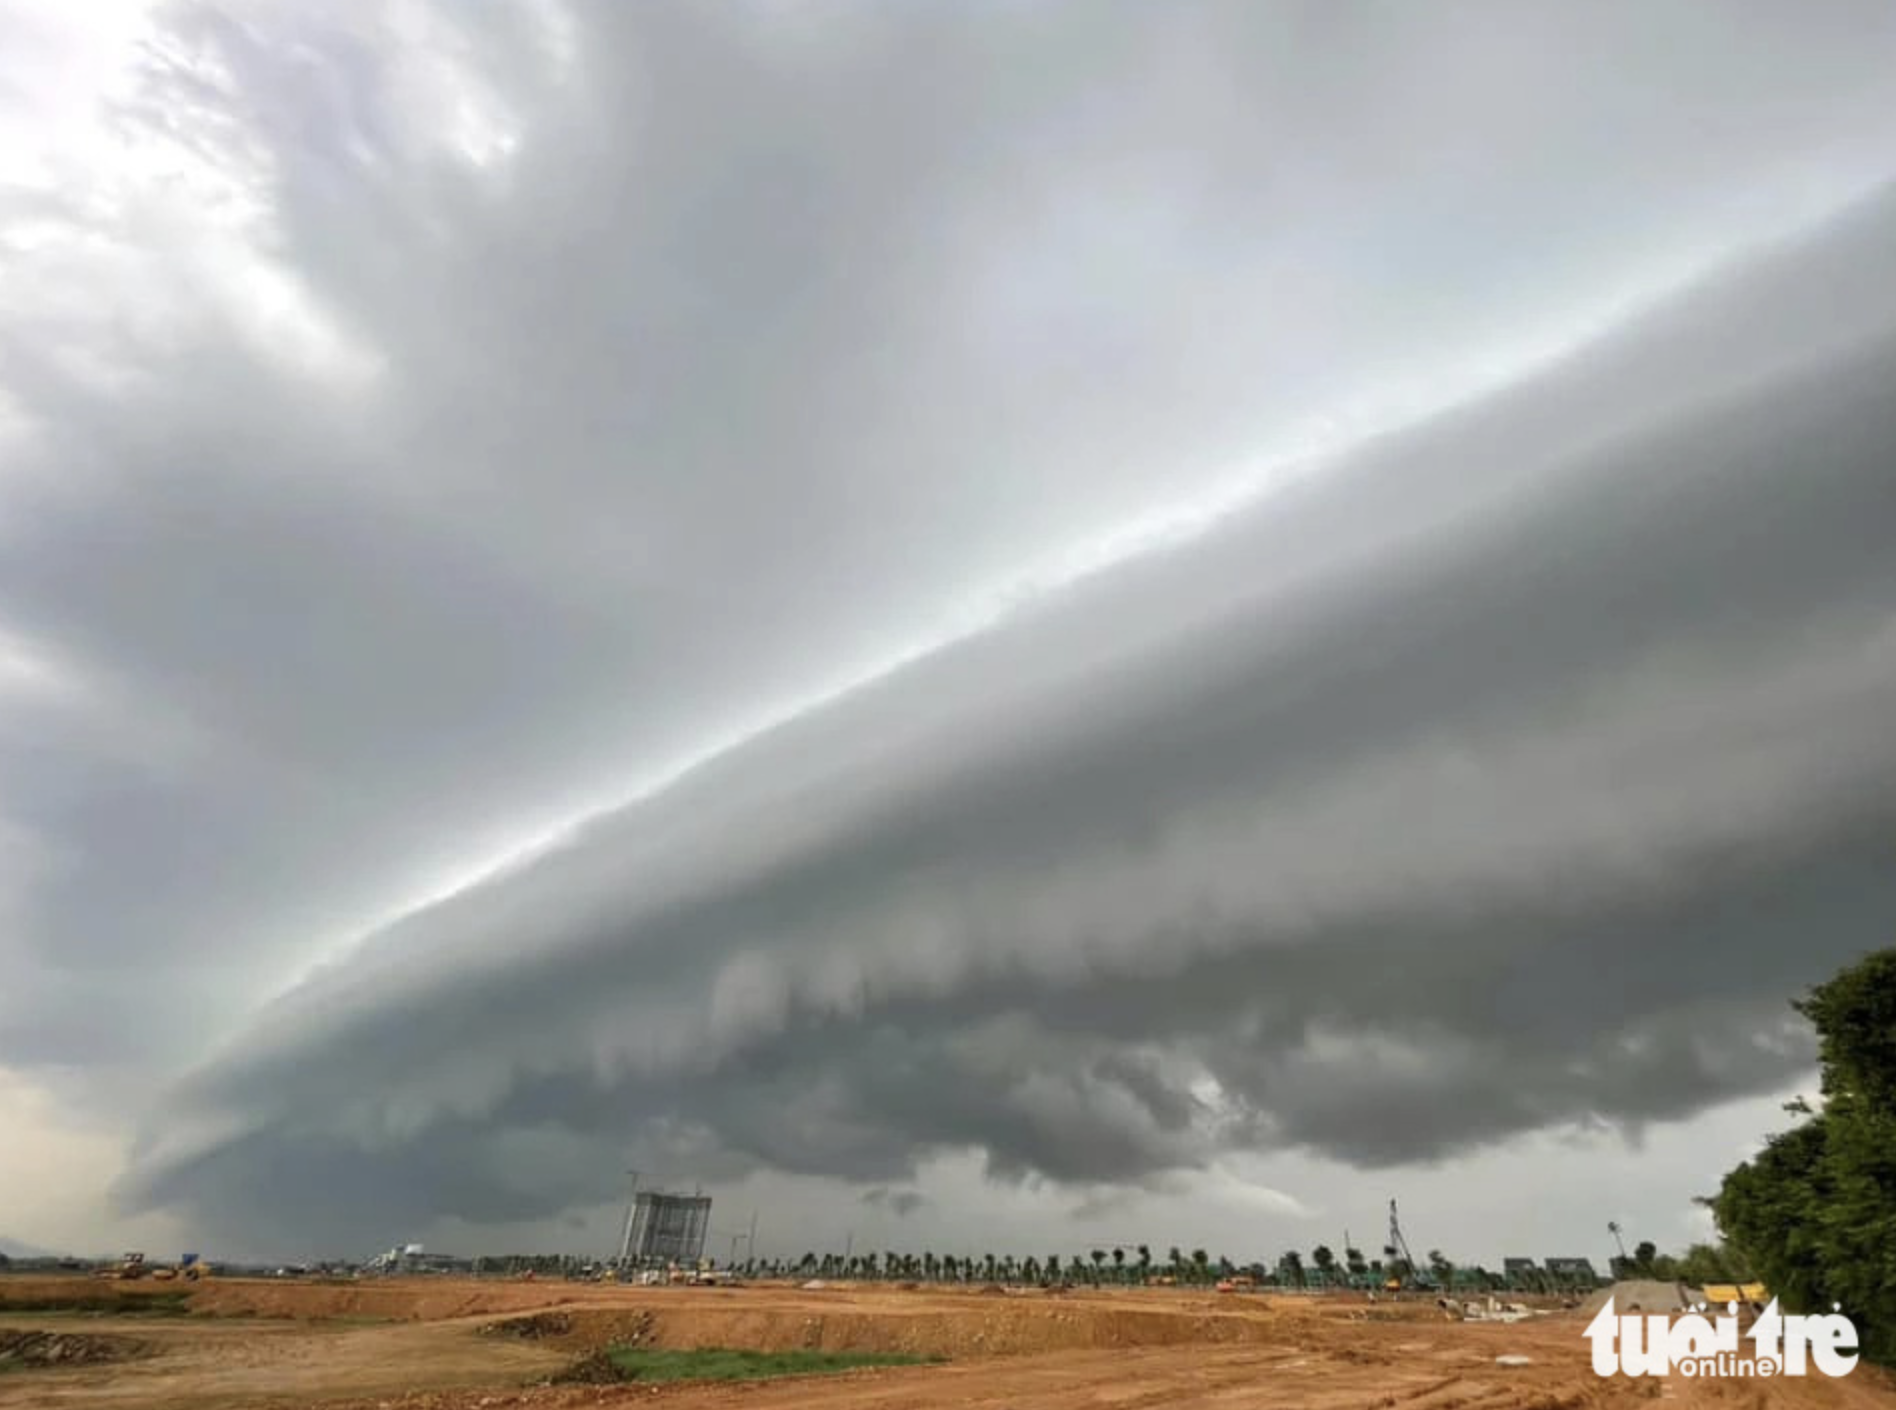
[{"xmin": 2, "ymin": 1274, "xmax": 1892, "ymax": 1410}]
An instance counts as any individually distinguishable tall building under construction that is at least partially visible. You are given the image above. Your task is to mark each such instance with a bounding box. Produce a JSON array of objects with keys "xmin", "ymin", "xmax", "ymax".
[{"xmin": 621, "ymin": 1191, "xmax": 712, "ymax": 1268}]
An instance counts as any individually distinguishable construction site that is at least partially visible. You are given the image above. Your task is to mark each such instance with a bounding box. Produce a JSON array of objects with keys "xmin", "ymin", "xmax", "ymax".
[{"xmin": 2, "ymin": 1260, "xmax": 1890, "ymax": 1410}]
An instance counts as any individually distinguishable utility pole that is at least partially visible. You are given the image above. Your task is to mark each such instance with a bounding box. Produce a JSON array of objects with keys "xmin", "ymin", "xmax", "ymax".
[{"xmin": 615, "ymin": 1170, "xmax": 642, "ymax": 1270}]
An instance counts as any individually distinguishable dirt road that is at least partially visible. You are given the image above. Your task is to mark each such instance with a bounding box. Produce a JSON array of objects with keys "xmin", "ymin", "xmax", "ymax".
[{"xmin": 2, "ymin": 1275, "xmax": 1890, "ymax": 1410}]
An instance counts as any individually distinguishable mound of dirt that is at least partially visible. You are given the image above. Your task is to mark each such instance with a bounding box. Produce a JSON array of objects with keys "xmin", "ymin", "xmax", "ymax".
[
  {"xmin": 1577, "ymin": 1280, "xmax": 1701, "ymax": 1316},
  {"xmin": 0, "ymin": 1277, "xmax": 193, "ymax": 1316},
  {"xmin": 187, "ymin": 1277, "xmax": 583, "ymax": 1322},
  {"xmin": 0, "ymin": 1328, "xmax": 153, "ymax": 1367},
  {"xmin": 548, "ymin": 1349, "xmax": 625, "ymax": 1384},
  {"xmin": 477, "ymin": 1310, "xmax": 574, "ymax": 1340},
  {"xmin": 540, "ymin": 1296, "xmax": 1302, "ymax": 1361}
]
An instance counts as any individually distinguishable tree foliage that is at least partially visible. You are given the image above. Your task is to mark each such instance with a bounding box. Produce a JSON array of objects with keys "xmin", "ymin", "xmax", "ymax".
[{"xmin": 1710, "ymin": 947, "xmax": 1896, "ymax": 1366}]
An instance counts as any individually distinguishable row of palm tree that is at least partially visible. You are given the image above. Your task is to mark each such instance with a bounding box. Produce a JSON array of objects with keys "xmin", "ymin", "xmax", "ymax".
[
  {"xmin": 738, "ymin": 1245, "xmax": 1227, "ymax": 1285},
  {"xmin": 716, "ymin": 1242, "xmax": 1602, "ymax": 1293}
]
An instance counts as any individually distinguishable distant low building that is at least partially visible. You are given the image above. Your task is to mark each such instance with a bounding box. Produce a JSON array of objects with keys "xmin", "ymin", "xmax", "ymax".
[{"xmin": 1542, "ymin": 1257, "xmax": 1602, "ymax": 1287}]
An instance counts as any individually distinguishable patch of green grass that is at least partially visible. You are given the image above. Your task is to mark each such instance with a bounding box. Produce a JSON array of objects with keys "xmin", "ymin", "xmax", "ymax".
[
  {"xmin": 0, "ymin": 1293, "xmax": 191, "ymax": 1318},
  {"xmin": 594, "ymin": 1347, "xmax": 940, "ymax": 1384}
]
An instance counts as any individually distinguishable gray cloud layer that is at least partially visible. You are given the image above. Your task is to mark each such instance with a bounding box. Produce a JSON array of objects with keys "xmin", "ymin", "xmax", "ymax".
[
  {"xmin": 122, "ymin": 183, "xmax": 1896, "ymax": 1247},
  {"xmin": 2, "ymin": 0, "xmax": 1895, "ymax": 1254}
]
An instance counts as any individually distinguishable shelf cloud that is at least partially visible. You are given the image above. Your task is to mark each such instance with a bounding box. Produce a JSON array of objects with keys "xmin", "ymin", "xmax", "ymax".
[{"xmin": 2, "ymin": 0, "xmax": 1893, "ymax": 1258}]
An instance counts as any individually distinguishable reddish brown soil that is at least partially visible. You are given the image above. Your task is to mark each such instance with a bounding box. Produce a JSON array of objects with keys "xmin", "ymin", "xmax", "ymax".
[{"xmin": 1, "ymin": 1275, "xmax": 1890, "ymax": 1410}]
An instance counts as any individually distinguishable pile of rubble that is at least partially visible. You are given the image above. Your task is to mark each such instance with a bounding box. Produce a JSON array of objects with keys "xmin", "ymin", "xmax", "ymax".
[
  {"xmin": 0, "ymin": 1328, "xmax": 153, "ymax": 1368},
  {"xmin": 1436, "ymin": 1296, "xmax": 1543, "ymax": 1324},
  {"xmin": 1577, "ymin": 1280, "xmax": 1702, "ymax": 1317},
  {"xmin": 475, "ymin": 1310, "xmax": 573, "ymax": 1340}
]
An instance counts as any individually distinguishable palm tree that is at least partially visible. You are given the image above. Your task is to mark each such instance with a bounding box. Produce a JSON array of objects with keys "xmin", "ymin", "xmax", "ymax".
[
  {"xmin": 1090, "ymin": 1249, "xmax": 1107, "ymax": 1283},
  {"xmin": 1111, "ymin": 1247, "xmax": 1126, "ymax": 1282},
  {"xmin": 1167, "ymin": 1245, "xmax": 1184, "ymax": 1278},
  {"xmin": 1190, "ymin": 1249, "xmax": 1210, "ymax": 1283},
  {"xmin": 1310, "ymin": 1245, "xmax": 1336, "ymax": 1287}
]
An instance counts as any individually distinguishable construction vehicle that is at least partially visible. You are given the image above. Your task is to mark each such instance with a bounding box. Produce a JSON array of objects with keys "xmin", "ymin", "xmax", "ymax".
[
  {"xmin": 1381, "ymin": 1201, "xmax": 1432, "ymax": 1294},
  {"xmin": 150, "ymin": 1254, "xmax": 207, "ymax": 1282},
  {"xmin": 91, "ymin": 1252, "xmax": 149, "ymax": 1280}
]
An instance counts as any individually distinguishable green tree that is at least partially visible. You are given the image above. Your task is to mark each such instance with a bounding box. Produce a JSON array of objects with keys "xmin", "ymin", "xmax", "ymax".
[
  {"xmin": 1633, "ymin": 1241, "xmax": 1658, "ymax": 1276},
  {"xmin": 1190, "ymin": 1248, "xmax": 1210, "ymax": 1283},
  {"xmin": 1672, "ymin": 1242, "xmax": 1750, "ymax": 1286},
  {"xmin": 1710, "ymin": 947, "xmax": 1896, "ymax": 1366},
  {"xmin": 1112, "ymin": 1246, "xmax": 1126, "ymax": 1282}
]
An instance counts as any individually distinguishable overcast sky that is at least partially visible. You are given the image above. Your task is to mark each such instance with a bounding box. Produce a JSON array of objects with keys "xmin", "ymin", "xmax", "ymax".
[{"xmin": 3, "ymin": 0, "xmax": 1896, "ymax": 1269}]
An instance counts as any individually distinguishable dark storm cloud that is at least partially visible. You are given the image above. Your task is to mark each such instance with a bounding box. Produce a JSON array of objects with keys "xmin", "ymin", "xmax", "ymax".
[
  {"xmin": 117, "ymin": 183, "xmax": 1896, "ymax": 1248},
  {"xmin": 3, "ymin": 0, "xmax": 1896, "ymax": 1251},
  {"xmin": 861, "ymin": 1189, "xmax": 926, "ymax": 1219}
]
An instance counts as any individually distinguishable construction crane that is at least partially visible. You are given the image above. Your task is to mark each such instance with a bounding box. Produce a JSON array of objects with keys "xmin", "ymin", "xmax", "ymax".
[{"xmin": 1382, "ymin": 1200, "xmax": 1423, "ymax": 1292}]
